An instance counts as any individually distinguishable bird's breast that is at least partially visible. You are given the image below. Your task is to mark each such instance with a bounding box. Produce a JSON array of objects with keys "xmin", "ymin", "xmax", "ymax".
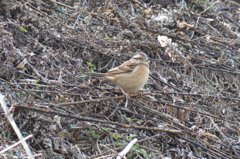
[{"xmin": 114, "ymin": 64, "xmax": 149, "ymax": 92}]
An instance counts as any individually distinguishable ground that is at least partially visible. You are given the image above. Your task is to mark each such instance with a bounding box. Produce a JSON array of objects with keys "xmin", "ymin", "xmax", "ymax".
[{"xmin": 0, "ymin": 0, "xmax": 240, "ymax": 158}]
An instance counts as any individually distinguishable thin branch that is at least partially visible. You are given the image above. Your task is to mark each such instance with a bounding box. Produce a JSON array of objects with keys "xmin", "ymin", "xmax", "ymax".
[
  {"xmin": 14, "ymin": 104, "xmax": 182, "ymax": 134},
  {"xmin": 0, "ymin": 93, "xmax": 34, "ymax": 159}
]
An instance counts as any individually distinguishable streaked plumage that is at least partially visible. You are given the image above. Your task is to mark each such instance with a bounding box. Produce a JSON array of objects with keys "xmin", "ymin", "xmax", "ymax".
[{"xmin": 85, "ymin": 52, "xmax": 149, "ymax": 94}]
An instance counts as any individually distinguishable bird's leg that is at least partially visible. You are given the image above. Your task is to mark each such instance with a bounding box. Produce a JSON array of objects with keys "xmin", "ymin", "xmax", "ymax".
[
  {"xmin": 120, "ymin": 87, "xmax": 130, "ymax": 108},
  {"xmin": 120, "ymin": 87, "xmax": 130, "ymax": 100}
]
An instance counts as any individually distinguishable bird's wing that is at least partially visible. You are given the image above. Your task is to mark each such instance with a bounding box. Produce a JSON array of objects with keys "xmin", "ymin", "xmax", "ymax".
[{"xmin": 107, "ymin": 60, "xmax": 138, "ymax": 74}]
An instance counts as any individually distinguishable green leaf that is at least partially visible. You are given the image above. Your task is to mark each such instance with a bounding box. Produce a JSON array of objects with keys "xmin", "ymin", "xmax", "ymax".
[
  {"xmin": 123, "ymin": 114, "xmax": 132, "ymax": 122},
  {"xmin": 86, "ymin": 62, "xmax": 96, "ymax": 72},
  {"xmin": 138, "ymin": 148, "xmax": 147, "ymax": 156},
  {"xmin": 70, "ymin": 124, "xmax": 76, "ymax": 128},
  {"xmin": 56, "ymin": 99, "xmax": 66, "ymax": 103},
  {"xmin": 105, "ymin": 35, "xmax": 112, "ymax": 40},
  {"xmin": 88, "ymin": 126, "xmax": 100, "ymax": 139},
  {"xmin": 86, "ymin": 62, "xmax": 95, "ymax": 67},
  {"xmin": 19, "ymin": 26, "xmax": 28, "ymax": 32},
  {"xmin": 111, "ymin": 133, "xmax": 121, "ymax": 141},
  {"xmin": 127, "ymin": 134, "xmax": 137, "ymax": 140},
  {"xmin": 102, "ymin": 127, "xmax": 110, "ymax": 131}
]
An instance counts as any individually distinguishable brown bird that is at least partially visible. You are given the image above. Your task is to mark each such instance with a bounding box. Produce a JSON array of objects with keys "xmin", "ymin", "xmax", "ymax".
[{"xmin": 85, "ymin": 52, "xmax": 149, "ymax": 98}]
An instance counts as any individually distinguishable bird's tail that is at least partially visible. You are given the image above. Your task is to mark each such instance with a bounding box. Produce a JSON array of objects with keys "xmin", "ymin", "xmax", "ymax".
[{"xmin": 84, "ymin": 72, "xmax": 106, "ymax": 77}]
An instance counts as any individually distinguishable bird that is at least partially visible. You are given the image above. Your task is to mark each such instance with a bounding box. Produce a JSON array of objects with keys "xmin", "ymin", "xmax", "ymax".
[{"xmin": 85, "ymin": 52, "xmax": 149, "ymax": 99}]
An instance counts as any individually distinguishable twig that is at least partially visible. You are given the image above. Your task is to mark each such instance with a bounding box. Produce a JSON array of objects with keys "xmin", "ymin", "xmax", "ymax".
[
  {"xmin": 116, "ymin": 138, "xmax": 138, "ymax": 159},
  {"xmin": 89, "ymin": 147, "xmax": 124, "ymax": 159},
  {"xmin": 100, "ymin": 144, "xmax": 119, "ymax": 156},
  {"xmin": 0, "ymin": 135, "xmax": 34, "ymax": 155},
  {"xmin": 198, "ymin": 1, "xmax": 220, "ymax": 15},
  {"xmin": 14, "ymin": 104, "xmax": 182, "ymax": 134},
  {"xmin": 130, "ymin": 0, "xmax": 159, "ymax": 14},
  {"xmin": 49, "ymin": 0, "xmax": 75, "ymax": 10},
  {"xmin": 177, "ymin": 134, "xmax": 234, "ymax": 159},
  {"xmin": 57, "ymin": 92, "xmax": 152, "ymax": 106},
  {"xmin": 0, "ymin": 93, "xmax": 34, "ymax": 159}
]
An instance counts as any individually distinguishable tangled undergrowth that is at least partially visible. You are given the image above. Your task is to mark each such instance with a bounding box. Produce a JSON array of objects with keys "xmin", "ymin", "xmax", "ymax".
[{"xmin": 0, "ymin": 0, "xmax": 240, "ymax": 158}]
